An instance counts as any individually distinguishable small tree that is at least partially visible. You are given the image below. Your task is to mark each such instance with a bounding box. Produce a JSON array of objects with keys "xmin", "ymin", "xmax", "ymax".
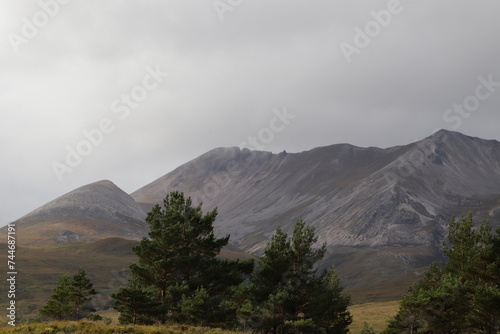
[
  {"xmin": 111, "ymin": 277, "xmax": 161, "ymax": 325},
  {"xmin": 71, "ymin": 268, "xmax": 97, "ymax": 320},
  {"xmin": 39, "ymin": 274, "xmax": 75, "ymax": 321},
  {"xmin": 386, "ymin": 213, "xmax": 500, "ymax": 333},
  {"xmin": 39, "ymin": 269, "xmax": 97, "ymax": 321},
  {"xmin": 178, "ymin": 287, "xmax": 211, "ymax": 326},
  {"xmin": 250, "ymin": 220, "xmax": 351, "ymax": 333},
  {"xmin": 308, "ymin": 267, "xmax": 352, "ymax": 333}
]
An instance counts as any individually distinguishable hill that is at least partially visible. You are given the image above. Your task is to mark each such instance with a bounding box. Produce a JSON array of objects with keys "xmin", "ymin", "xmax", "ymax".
[
  {"xmin": 3, "ymin": 180, "xmax": 149, "ymax": 246},
  {"xmin": 0, "ymin": 237, "xmax": 255, "ymax": 322}
]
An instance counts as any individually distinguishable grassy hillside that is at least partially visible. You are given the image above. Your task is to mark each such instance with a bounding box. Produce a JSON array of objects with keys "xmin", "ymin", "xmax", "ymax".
[
  {"xmin": 349, "ymin": 301, "xmax": 400, "ymax": 333},
  {"xmin": 0, "ymin": 238, "xmax": 255, "ymax": 323},
  {"xmin": 322, "ymin": 246, "xmax": 429, "ymax": 304}
]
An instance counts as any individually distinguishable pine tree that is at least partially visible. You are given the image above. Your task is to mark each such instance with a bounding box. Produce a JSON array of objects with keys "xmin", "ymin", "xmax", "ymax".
[
  {"xmin": 178, "ymin": 287, "xmax": 211, "ymax": 326},
  {"xmin": 250, "ymin": 220, "xmax": 351, "ymax": 333},
  {"xmin": 308, "ymin": 267, "xmax": 352, "ymax": 333},
  {"xmin": 112, "ymin": 191, "xmax": 254, "ymax": 325},
  {"xmin": 39, "ymin": 269, "xmax": 97, "ymax": 321},
  {"xmin": 40, "ymin": 274, "xmax": 75, "ymax": 321},
  {"xmin": 71, "ymin": 268, "xmax": 97, "ymax": 320},
  {"xmin": 252, "ymin": 226, "xmax": 292, "ymax": 304},
  {"xmin": 222, "ymin": 283, "xmax": 254, "ymax": 330},
  {"xmin": 111, "ymin": 277, "xmax": 161, "ymax": 325},
  {"xmin": 386, "ymin": 213, "xmax": 500, "ymax": 333}
]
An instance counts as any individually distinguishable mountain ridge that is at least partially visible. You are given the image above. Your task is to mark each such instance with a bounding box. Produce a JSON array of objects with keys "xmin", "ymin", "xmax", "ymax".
[
  {"xmin": 9, "ymin": 129, "xmax": 500, "ymax": 250},
  {"xmin": 3, "ymin": 130, "xmax": 500, "ymax": 301},
  {"xmin": 130, "ymin": 129, "xmax": 500, "ymax": 254}
]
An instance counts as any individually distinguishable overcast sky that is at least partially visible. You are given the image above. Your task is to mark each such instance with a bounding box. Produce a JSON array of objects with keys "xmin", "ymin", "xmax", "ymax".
[{"xmin": 1, "ymin": 0, "xmax": 499, "ymax": 225}]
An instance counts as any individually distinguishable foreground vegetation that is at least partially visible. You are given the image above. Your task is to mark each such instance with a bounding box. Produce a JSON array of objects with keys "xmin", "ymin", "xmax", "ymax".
[
  {"xmin": 385, "ymin": 213, "xmax": 500, "ymax": 333},
  {"xmin": 0, "ymin": 321, "xmax": 242, "ymax": 334},
  {"xmin": 0, "ymin": 301, "xmax": 399, "ymax": 334},
  {"xmin": 34, "ymin": 191, "xmax": 352, "ymax": 333},
  {"xmin": 111, "ymin": 191, "xmax": 351, "ymax": 332},
  {"xmin": 11, "ymin": 191, "xmax": 499, "ymax": 333}
]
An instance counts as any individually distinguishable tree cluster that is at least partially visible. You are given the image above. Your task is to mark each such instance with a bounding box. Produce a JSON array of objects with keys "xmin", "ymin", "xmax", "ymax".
[
  {"xmin": 39, "ymin": 268, "xmax": 97, "ymax": 321},
  {"xmin": 37, "ymin": 191, "xmax": 351, "ymax": 332},
  {"xmin": 385, "ymin": 213, "xmax": 500, "ymax": 334},
  {"xmin": 247, "ymin": 221, "xmax": 352, "ymax": 333},
  {"xmin": 110, "ymin": 191, "xmax": 352, "ymax": 333}
]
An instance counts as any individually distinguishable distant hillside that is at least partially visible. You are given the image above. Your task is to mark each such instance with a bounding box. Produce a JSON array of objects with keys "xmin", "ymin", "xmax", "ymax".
[
  {"xmin": 0, "ymin": 237, "xmax": 255, "ymax": 321},
  {"xmin": 4, "ymin": 180, "xmax": 148, "ymax": 245}
]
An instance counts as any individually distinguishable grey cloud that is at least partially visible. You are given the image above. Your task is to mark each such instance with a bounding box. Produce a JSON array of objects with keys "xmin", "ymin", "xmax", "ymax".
[{"xmin": 1, "ymin": 0, "xmax": 499, "ymax": 224}]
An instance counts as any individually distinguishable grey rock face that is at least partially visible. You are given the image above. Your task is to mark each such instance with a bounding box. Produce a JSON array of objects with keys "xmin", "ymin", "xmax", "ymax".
[{"xmin": 132, "ymin": 130, "xmax": 500, "ymax": 254}]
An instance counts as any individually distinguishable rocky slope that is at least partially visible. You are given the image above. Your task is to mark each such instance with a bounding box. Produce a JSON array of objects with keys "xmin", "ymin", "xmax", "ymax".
[
  {"xmin": 129, "ymin": 130, "xmax": 500, "ymax": 296},
  {"xmin": 8, "ymin": 180, "xmax": 148, "ymax": 245},
  {"xmin": 132, "ymin": 130, "xmax": 500, "ymax": 254}
]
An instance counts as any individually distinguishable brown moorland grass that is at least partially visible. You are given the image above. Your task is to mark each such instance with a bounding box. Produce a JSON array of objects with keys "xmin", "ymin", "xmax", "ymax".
[
  {"xmin": 0, "ymin": 321, "xmax": 243, "ymax": 334},
  {"xmin": 0, "ymin": 302, "xmax": 401, "ymax": 333},
  {"xmin": 349, "ymin": 300, "xmax": 400, "ymax": 333}
]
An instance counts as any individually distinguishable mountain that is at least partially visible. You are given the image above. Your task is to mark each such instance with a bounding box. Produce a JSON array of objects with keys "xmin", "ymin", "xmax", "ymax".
[
  {"xmin": 9, "ymin": 180, "xmax": 148, "ymax": 245},
  {"xmin": 4, "ymin": 130, "xmax": 500, "ymax": 303},
  {"xmin": 132, "ymin": 130, "xmax": 500, "ymax": 253},
  {"xmin": 129, "ymin": 130, "xmax": 500, "ymax": 300}
]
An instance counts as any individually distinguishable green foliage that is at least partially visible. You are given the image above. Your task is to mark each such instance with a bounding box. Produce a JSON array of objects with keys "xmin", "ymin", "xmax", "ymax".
[
  {"xmin": 39, "ymin": 269, "xmax": 97, "ymax": 321},
  {"xmin": 39, "ymin": 275, "xmax": 75, "ymax": 321},
  {"xmin": 283, "ymin": 318, "xmax": 322, "ymax": 334},
  {"xmin": 112, "ymin": 191, "xmax": 254, "ymax": 326},
  {"xmin": 387, "ymin": 213, "xmax": 500, "ymax": 333},
  {"xmin": 220, "ymin": 282, "xmax": 254, "ymax": 330},
  {"xmin": 111, "ymin": 196, "xmax": 351, "ymax": 331},
  {"xmin": 110, "ymin": 278, "xmax": 161, "ymax": 325},
  {"xmin": 71, "ymin": 268, "xmax": 97, "ymax": 320},
  {"xmin": 308, "ymin": 267, "xmax": 353, "ymax": 333},
  {"xmin": 178, "ymin": 287, "xmax": 211, "ymax": 325},
  {"xmin": 249, "ymin": 220, "xmax": 352, "ymax": 333}
]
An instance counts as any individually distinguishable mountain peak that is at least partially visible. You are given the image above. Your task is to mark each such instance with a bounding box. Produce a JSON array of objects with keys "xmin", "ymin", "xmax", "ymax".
[
  {"xmin": 92, "ymin": 179, "xmax": 118, "ymax": 187},
  {"xmin": 425, "ymin": 129, "xmax": 499, "ymax": 146},
  {"xmin": 11, "ymin": 180, "xmax": 148, "ymax": 245},
  {"xmin": 406, "ymin": 130, "xmax": 500, "ymax": 164}
]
